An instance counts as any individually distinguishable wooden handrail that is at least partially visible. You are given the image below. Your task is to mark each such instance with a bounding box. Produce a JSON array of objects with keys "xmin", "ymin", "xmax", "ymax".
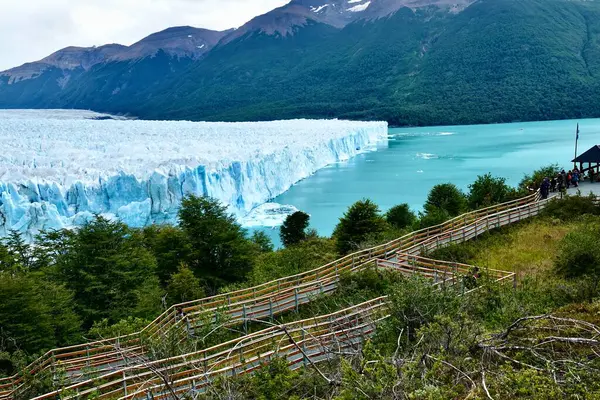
[
  {"xmin": 0, "ymin": 192, "xmax": 542, "ymax": 399},
  {"xmin": 31, "ymin": 251, "xmax": 515, "ymax": 400}
]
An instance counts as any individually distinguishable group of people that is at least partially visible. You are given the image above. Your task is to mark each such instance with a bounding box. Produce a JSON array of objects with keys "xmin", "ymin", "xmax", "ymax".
[{"xmin": 540, "ymin": 168, "xmax": 582, "ymax": 199}]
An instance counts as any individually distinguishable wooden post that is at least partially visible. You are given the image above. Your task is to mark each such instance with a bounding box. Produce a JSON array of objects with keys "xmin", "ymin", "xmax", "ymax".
[
  {"xmin": 294, "ymin": 288, "xmax": 299, "ymax": 313},
  {"xmin": 302, "ymin": 330, "xmax": 307, "ymax": 367},
  {"xmin": 242, "ymin": 305, "xmax": 248, "ymax": 334},
  {"xmin": 122, "ymin": 370, "xmax": 127, "ymax": 397}
]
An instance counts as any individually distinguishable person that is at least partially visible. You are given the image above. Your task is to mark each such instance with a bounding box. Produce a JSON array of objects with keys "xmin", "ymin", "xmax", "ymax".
[
  {"xmin": 540, "ymin": 177, "xmax": 550, "ymax": 199},
  {"xmin": 550, "ymin": 176, "xmax": 557, "ymax": 192},
  {"xmin": 567, "ymin": 171, "xmax": 572, "ymax": 189},
  {"xmin": 556, "ymin": 173, "xmax": 564, "ymax": 193},
  {"xmin": 572, "ymin": 170, "xmax": 579, "ymax": 187}
]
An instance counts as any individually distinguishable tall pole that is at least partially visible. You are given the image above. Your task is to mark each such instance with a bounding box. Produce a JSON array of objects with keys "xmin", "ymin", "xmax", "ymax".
[{"xmin": 574, "ymin": 123, "xmax": 579, "ymax": 169}]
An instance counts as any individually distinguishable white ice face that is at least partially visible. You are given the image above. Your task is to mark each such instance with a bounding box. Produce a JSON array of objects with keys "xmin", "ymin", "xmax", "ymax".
[{"xmin": 0, "ymin": 110, "xmax": 387, "ymax": 238}]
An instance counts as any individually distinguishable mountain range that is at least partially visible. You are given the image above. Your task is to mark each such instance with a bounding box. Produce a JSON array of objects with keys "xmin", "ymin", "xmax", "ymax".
[{"xmin": 1, "ymin": 0, "xmax": 600, "ymax": 126}]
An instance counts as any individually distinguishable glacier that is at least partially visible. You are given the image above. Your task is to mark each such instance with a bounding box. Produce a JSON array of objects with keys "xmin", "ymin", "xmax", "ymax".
[{"xmin": 0, "ymin": 110, "xmax": 387, "ymax": 238}]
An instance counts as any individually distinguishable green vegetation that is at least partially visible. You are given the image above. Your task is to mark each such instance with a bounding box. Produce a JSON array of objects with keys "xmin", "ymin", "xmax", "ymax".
[
  {"xmin": 1, "ymin": 168, "xmax": 599, "ymax": 399},
  {"xmin": 555, "ymin": 220, "xmax": 600, "ymax": 301},
  {"xmin": 385, "ymin": 203, "xmax": 416, "ymax": 230},
  {"xmin": 200, "ymin": 204, "xmax": 600, "ymax": 400},
  {"xmin": 6, "ymin": 0, "xmax": 600, "ymax": 126},
  {"xmin": 333, "ymin": 199, "xmax": 387, "ymax": 254},
  {"xmin": 280, "ymin": 211, "xmax": 311, "ymax": 247}
]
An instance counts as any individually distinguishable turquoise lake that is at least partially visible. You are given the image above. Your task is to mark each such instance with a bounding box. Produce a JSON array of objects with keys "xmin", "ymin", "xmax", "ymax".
[{"xmin": 258, "ymin": 118, "xmax": 600, "ymax": 244}]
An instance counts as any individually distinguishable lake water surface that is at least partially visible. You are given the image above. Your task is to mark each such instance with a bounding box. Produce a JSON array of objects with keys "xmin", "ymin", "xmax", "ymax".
[{"xmin": 259, "ymin": 119, "xmax": 600, "ymax": 243}]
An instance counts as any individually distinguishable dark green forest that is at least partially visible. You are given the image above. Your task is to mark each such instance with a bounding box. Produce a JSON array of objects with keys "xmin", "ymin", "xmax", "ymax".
[{"xmin": 2, "ymin": 0, "xmax": 600, "ymax": 126}]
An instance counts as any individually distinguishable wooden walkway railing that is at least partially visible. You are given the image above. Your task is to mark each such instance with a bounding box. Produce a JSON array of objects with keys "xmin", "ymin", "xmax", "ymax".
[
  {"xmin": 0, "ymin": 192, "xmax": 543, "ymax": 399},
  {"xmin": 30, "ymin": 297, "xmax": 390, "ymax": 400},
  {"xmin": 30, "ymin": 252, "xmax": 516, "ymax": 400}
]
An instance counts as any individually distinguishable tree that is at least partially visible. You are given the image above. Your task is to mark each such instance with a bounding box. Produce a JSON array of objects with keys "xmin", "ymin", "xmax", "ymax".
[
  {"xmin": 167, "ymin": 264, "xmax": 205, "ymax": 304},
  {"xmin": 554, "ymin": 221, "xmax": 600, "ymax": 301},
  {"xmin": 468, "ymin": 173, "xmax": 514, "ymax": 209},
  {"xmin": 0, "ymin": 231, "xmax": 33, "ymax": 272},
  {"xmin": 45, "ymin": 216, "xmax": 157, "ymax": 327},
  {"xmin": 385, "ymin": 204, "xmax": 417, "ymax": 230},
  {"xmin": 0, "ymin": 272, "xmax": 81, "ymax": 353},
  {"xmin": 519, "ymin": 164, "xmax": 560, "ymax": 192},
  {"xmin": 250, "ymin": 231, "xmax": 274, "ymax": 253},
  {"xmin": 142, "ymin": 225, "xmax": 191, "ymax": 285},
  {"xmin": 333, "ymin": 199, "xmax": 387, "ymax": 255},
  {"xmin": 280, "ymin": 211, "xmax": 310, "ymax": 247},
  {"xmin": 178, "ymin": 195, "xmax": 256, "ymax": 290},
  {"xmin": 424, "ymin": 184, "xmax": 467, "ymax": 217}
]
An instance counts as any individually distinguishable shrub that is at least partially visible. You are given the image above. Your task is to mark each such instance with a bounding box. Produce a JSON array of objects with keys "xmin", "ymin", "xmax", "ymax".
[
  {"xmin": 250, "ymin": 230, "xmax": 274, "ymax": 253},
  {"xmin": 468, "ymin": 173, "xmax": 515, "ymax": 209},
  {"xmin": 178, "ymin": 195, "xmax": 256, "ymax": 290},
  {"xmin": 554, "ymin": 220, "xmax": 600, "ymax": 301},
  {"xmin": 385, "ymin": 204, "xmax": 417, "ymax": 230},
  {"xmin": 418, "ymin": 207, "xmax": 450, "ymax": 229},
  {"xmin": 167, "ymin": 264, "xmax": 205, "ymax": 304},
  {"xmin": 519, "ymin": 164, "xmax": 561, "ymax": 192},
  {"xmin": 424, "ymin": 183, "xmax": 467, "ymax": 217},
  {"xmin": 542, "ymin": 194, "xmax": 600, "ymax": 221},
  {"xmin": 280, "ymin": 211, "xmax": 310, "ymax": 247},
  {"xmin": 333, "ymin": 199, "xmax": 387, "ymax": 254}
]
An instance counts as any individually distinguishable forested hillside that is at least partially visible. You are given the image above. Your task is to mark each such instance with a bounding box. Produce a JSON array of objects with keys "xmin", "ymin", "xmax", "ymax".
[{"xmin": 2, "ymin": 0, "xmax": 600, "ymax": 125}]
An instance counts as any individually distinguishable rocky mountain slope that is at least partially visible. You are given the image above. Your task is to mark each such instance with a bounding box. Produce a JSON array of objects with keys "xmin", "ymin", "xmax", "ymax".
[{"xmin": 1, "ymin": 0, "xmax": 600, "ymax": 126}]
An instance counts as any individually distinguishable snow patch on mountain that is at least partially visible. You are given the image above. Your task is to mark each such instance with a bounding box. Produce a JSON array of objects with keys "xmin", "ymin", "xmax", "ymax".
[
  {"xmin": 347, "ymin": 1, "xmax": 370, "ymax": 12},
  {"xmin": 0, "ymin": 110, "xmax": 387, "ymax": 238}
]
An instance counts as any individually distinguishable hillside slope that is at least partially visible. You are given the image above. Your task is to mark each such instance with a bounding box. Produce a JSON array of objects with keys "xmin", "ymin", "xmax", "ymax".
[{"xmin": 1, "ymin": 0, "xmax": 600, "ymax": 125}]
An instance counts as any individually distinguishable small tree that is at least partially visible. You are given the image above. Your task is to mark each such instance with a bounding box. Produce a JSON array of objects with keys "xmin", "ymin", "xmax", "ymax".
[
  {"xmin": 468, "ymin": 173, "xmax": 513, "ymax": 209},
  {"xmin": 385, "ymin": 204, "xmax": 417, "ymax": 230},
  {"xmin": 167, "ymin": 264, "xmax": 205, "ymax": 304},
  {"xmin": 178, "ymin": 195, "xmax": 255, "ymax": 290},
  {"xmin": 519, "ymin": 164, "xmax": 560, "ymax": 192},
  {"xmin": 424, "ymin": 183, "xmax": 467, "ymax": 217},
  {"xmin": 250, "ymin": 231, "xmax": 274, "ymax": 253},
  {"xmin": 333, "ymin": 199, "xmax": 387, "ymax": 255},
  {"xmin": 280, "ymin": 211, "xmax": 310, "ymax": 247},
  {"xmin": 554, "ymin": 221, "xmax": 600, "ymax": 301}
]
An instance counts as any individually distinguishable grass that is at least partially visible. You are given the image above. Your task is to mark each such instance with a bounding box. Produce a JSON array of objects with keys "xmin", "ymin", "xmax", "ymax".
[{"xmin": 431, "ymin": 218, "xmax": 580, "ymax": 277}]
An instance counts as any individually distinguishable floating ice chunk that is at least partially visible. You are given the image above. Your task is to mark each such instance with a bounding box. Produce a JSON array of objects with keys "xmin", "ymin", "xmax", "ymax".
[
  {"xmin": 416, "ymin": 153, "xmax": 438, "ymax": 160},
  {"xmin": 240, "ymin": 203, "xmax": 300, "ymax": 228}
]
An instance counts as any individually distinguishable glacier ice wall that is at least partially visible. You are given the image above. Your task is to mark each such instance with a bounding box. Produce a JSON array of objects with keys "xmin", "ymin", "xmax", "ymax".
[{"xmin": 0, "ymin": 110, "xmax": 387, "ymax": 238}]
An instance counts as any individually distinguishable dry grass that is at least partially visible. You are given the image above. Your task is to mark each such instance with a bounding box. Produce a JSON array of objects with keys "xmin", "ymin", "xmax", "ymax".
[{"xmin": 469, "ymin": 219, "xmax": 578, "ymax": 278}]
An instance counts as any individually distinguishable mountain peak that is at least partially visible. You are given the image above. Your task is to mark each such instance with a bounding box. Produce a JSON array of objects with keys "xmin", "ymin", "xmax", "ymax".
[
  {"xmin": 221, "ymin": 0, "xmax": 475, "ymax": 44},
  {"xmin": 112, "ymin": 26, "xmax": 233, "ymax": 61}
]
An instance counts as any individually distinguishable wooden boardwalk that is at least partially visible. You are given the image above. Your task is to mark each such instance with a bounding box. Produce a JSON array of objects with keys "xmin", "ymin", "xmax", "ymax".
[{"xmin": 0, "ymin": 192, "xmax": 546, "ymax": 399}]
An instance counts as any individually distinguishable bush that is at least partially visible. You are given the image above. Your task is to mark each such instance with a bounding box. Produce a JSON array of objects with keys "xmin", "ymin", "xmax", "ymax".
[
  {"xmin": 519, "ymin": 164, "xmax": 561, "ymax": 192},
  {"xmin": 468, "ymin": 173, "xmax": 515, "ymax": 209},
  {"xmin": 424, "ymin": 183, "xmax": 467, "ymax": 217},
  {"xmin": 542, "ymin": 194, "xmax": 600, "ymax": 221},
  {"xmin": 333, "ymin": 199, "xmax": 388, "ymax": 255},
  {"xmin": 178, "ymin": 195, "xmax": 256, "ymax": 290},
  {"xmin": 554, "ymin": 220, "xmax": 600, "ymax": 301},
  {"xmin": 385, "ymin": 204, "xmax": 417, "ymax": 230},
  {"xmin": 167, "ymin": 264, "xmax": 205, "ymax": 304},
  {"xmin": 418, "ymin": 207, "xmax": 450, "ymax": 229},
  {"xmin": 280, "ymin": 211, "xmax": 310, "ymax": 247}
]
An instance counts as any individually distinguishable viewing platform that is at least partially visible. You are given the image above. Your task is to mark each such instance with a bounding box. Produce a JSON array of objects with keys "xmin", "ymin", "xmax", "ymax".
[{"xmin": 567, "ymin": 181, "xmax": 600, "ymax": 197}]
